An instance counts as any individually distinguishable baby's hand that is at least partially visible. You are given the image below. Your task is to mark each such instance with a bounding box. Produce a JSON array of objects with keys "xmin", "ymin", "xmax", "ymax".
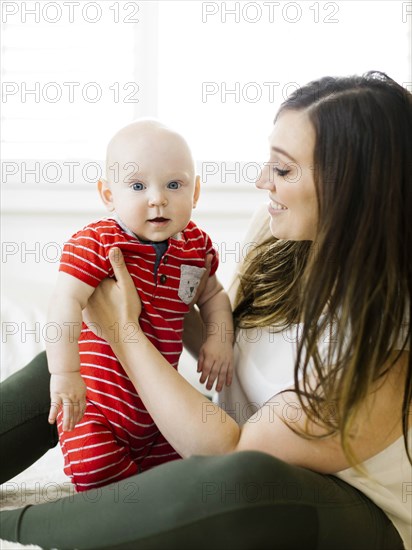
[
  {"xmin": 197, "ymin": 337, "xmax": 233, "ymax": 392},
  {"xmin": 48, "ymin": 372, "xmax": 87, "ymax": 432}
]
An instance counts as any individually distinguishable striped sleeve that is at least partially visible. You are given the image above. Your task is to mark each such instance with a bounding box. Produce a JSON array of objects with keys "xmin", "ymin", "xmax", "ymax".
[
  {"xmin": 203, "ymin": 231, "xmax": 219, "ymax": 277},
  {"xmin": 59, "ymin": 225, "xmax": 110, "ymax": 288}
]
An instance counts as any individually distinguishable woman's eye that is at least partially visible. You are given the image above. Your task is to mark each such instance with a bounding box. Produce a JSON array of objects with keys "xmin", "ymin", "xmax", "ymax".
[
  {"xmin": 167, "ymin": 181, "xmax": 181, "ymax": 189},
  {"xmin": 274, "ymin": 168, "xmax": 291, "ymax": 177},
  {"xmin": 132, "ymin": 182, "xmax": 144, "ymax": 191}
]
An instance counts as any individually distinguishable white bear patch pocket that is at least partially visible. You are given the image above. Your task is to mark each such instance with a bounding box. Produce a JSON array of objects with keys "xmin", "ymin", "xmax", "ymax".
[{"xmin": 178, "ymin": 265, "xmax": 207, "ymax": 305}]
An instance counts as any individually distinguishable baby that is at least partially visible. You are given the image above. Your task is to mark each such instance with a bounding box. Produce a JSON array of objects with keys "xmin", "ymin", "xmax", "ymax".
[{"xmin": 46, "ymin": 120, "xmax": 234, "ymax": 491}]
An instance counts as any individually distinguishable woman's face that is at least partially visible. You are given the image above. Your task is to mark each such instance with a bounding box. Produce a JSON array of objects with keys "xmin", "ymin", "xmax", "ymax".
[{"xmin": 256, "ymin": 109, "xmax": 318, "ymax": 241}]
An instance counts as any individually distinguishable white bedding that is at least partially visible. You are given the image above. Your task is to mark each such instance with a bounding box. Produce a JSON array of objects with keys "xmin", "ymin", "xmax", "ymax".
[{"xmin": 0, "ymin": 446, "xmax": 70, "ymax": 549}]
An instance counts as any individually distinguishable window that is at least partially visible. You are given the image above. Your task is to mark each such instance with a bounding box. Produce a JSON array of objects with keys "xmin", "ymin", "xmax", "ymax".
[
  {"xmin": 1, "ymin": 0, "xmax": 410, "ymax": 169},
  {"xmin": 1, "ymin": 2, "xmax": 143, "ymax": 160},
  {"xmin": 157, "ymin": 0, "xmax": 411, "ymax": 161}
]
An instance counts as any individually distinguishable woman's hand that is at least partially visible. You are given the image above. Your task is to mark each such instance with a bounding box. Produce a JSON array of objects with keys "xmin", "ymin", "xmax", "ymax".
[{"xmin": 83, "ymin": 248, "xmax": 142, "ymax": 347}]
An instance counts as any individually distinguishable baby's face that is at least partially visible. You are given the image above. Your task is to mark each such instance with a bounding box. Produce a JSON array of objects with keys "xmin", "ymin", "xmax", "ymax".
[{"xmin": 101, "ymin": 122, "xmax": 199, "ymax": 242}]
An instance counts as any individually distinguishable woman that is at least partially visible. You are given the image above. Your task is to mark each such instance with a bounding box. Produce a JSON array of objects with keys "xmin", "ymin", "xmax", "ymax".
[{"xmin": 1, "ymin": 71, "xmax": 410, "ymax": 550}]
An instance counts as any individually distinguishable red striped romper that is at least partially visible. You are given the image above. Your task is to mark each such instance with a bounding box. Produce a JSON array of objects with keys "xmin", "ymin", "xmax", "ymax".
[{"xmin": 57, "ymin": 218, "xmax": 218, "ymax": 491}]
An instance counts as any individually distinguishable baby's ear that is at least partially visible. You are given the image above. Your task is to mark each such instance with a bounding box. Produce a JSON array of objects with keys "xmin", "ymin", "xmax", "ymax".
[
  {"xmin": 97, "ymin": 179, "xmax": 115, "ymax": 211},
  {"xmin": 193, "ymin": 175, "xmax": 201, "ymax": 208}
]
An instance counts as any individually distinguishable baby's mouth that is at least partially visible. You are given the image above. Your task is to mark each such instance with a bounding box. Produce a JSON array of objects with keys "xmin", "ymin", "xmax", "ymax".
[{"xmin": 149, "ymin": 217, "xmax": 169, "ymax": 223}]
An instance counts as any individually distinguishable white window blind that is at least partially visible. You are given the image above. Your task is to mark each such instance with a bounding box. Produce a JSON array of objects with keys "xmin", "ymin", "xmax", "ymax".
[{"xmin": 1, "ymin": 2, "xmax": 153, "ymax": 161}]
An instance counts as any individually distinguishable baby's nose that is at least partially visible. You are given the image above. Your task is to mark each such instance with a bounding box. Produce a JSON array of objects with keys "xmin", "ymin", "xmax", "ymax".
[{"xmin": 148, "ymin": 191, "xmax": 167, "ymax": 206}]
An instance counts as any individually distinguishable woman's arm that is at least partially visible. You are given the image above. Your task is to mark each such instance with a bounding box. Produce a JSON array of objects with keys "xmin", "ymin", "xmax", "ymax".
[
  {"xmin": 85, "ymin": 248, "xmax": 409, "ymax": 473},
  {"xmin": 84, "ymin": 249, "xmax": 240, "ymax": 456}
]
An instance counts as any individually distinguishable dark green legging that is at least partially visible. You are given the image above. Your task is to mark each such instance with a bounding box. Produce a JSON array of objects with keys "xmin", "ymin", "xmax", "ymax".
[{"xmin": 0, "ymin": 352, "xmax": 404, "ymax": 549}]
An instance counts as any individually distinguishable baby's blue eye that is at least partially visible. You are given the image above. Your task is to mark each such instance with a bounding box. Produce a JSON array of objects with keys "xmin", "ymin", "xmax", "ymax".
[
  {"xmin": 132, "ymin": 182, "xmax": 144, "ymax": 191},
  {"xmin": 167, "ymin": 181, "xmax": 181, "ymax": 189}
]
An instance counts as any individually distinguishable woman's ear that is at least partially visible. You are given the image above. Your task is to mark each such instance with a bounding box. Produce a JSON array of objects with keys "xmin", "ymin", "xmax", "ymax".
[
  {"xmin": 193, "ymin": 175, "xmax": 201, "ymax": 208},
  {"xmin": 97, "ymin": 179, "xmax": 115, "ymax": 211}
]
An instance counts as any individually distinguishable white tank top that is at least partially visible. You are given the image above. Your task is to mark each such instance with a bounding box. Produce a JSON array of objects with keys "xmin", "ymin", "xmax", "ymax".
[{"xmin": 216, "ymin": 326, "xmax": 412, "ymax": 549}]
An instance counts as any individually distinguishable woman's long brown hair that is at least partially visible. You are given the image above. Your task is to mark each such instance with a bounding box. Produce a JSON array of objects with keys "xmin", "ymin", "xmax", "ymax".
[{"xmin": 234, "ymin": 72, "xmax": 412, "ymax": 465}]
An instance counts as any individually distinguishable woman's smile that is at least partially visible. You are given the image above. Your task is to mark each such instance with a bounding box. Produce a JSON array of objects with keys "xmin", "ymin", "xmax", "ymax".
[{"xmin": 268, "ymin": 198, "xmax": 288, "ymax": 214}]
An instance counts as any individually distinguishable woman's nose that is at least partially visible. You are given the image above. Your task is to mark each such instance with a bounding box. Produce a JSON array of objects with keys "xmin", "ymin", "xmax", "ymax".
[{"xmin": 255, "ymin": 163, "xmax": 274, "ymax": 190}]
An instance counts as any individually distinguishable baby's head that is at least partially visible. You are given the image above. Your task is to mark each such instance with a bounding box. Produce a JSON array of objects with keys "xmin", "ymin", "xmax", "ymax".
[{"xmin": 98, "ymin": 119, "xmax": 200, "ymax": 242}]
